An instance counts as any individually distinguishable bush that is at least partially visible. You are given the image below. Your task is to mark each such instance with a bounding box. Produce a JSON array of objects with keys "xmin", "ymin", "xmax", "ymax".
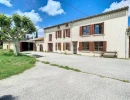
[{"xmin": 9, "ymin": 49, "xmax": 13, "ymax": 53}]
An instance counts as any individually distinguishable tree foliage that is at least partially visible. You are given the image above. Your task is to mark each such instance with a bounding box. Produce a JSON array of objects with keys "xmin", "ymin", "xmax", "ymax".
[{"xmin": 0, "ymin": 14, "xmax": 36, "ymax": 55}]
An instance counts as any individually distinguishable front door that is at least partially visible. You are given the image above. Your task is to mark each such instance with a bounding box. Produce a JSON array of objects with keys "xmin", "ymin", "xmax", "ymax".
[
  {"xmin": 73, "ymin": 42, "xmax": 77, "ymax": 54},
  {"xmin": 40, "ymin": 45, "xmax": 43, "ymax": 52},
  {"xmin": 48, "ymin": 43, "xmax": 53, "ymax": 52}
]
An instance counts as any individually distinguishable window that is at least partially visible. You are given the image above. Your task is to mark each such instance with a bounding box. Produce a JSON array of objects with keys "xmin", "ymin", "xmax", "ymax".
[
  {"xmin": 57, "ymin": 26, "xmax": 60, "ymax": 29},
  {"xmin": 58, "ymin": 31, "xmax": 61, "ymax": 38},
  {"xmin": 82, "ymin": 26, "xmax": 90, "ymax": 35},
  {"xmin": 66, "ymin": 23, "xmax": 68, "ymax": 27},
  {"xmin": 66, "ymin": 29, "xmax": 70, "ymax": 37},
  {"xmin": 94, "ymin": 24, "xmax": 103, "ymax": 34},
  {"xmin": 49, "ymin": 34, "xmax": 52, "ymax": 41},
  {"xmin": 82, "ymin": 42, "xmax": 89, "ymax": 51},
  {"xmin": 94, "ymin": 42, "xmax": 103, "ymax": 51}
]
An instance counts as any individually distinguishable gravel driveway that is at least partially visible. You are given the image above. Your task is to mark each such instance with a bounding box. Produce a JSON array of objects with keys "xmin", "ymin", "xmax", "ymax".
[
  {"xmin": 23, "ymin": 51, "xmax": 130, "ymax": 81},
  {"xmin": 0, "ymin": 62, "xmax": 130, "ymax": 100}
]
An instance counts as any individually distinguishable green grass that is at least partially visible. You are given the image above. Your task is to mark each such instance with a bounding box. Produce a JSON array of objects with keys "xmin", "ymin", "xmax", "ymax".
[
  {"xmin": 0, "ymin": 50, "xmax": 36, "ymax": 80},
  {"xmin": 42, "ymin": 61, "xmax": 81, "ymax": 72}
]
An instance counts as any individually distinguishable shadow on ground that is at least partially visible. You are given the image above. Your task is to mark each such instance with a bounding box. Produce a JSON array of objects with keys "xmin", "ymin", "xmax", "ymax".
[
  {"xmin": 0, "ymin": 95, "xmax": 17, "ymax": 100},
  {"xmin": 32, "ymin": 54, "xmax": 44, "ymax": 58}
]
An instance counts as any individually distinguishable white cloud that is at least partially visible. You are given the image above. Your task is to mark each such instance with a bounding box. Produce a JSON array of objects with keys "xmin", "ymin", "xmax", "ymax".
[
  {"xmin": 39, "ymin": 0, "xmax": 65, "ymax": 16},
  {"xmin": 103, "ymin": 0, "xmax": 130, "ymax": 16},
  {"xmin": 0, "ymin": 0, "xmax": 12, "ymax": 7},
  {"xmin": 15, "ymin": 10, "xmax": 42, "ymax": 24},
  {"xmin": 36, "ymin": 26, "xmax": 44, "ymax": 37}
]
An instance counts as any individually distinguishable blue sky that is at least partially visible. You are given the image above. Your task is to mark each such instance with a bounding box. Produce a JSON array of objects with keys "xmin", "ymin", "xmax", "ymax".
[{"xmin": 0, "ymin": 0, "xmax": 130, "ymax": 37}]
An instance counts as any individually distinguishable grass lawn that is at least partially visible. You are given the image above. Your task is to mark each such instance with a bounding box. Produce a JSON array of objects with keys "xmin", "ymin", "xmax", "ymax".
[{"xmin": 0, "ymin": 50, "xmax": 36, "ymax": 80}]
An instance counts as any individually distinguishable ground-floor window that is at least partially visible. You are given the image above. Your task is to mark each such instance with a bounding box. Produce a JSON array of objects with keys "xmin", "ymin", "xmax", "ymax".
[
  {"xmin": 82, "ymin": 42, "xmax": 89, "ymax": 51},
  {"xmin": 56, "ymin": 43, "xmax": 61, "ymax": 51},
  {"xmin": 63, "ymin": 43, "xmax": 70, "ymax": 51},
  {"xmin": 94, "ymin": 42, "xmax": 103, "ymax": 51}
]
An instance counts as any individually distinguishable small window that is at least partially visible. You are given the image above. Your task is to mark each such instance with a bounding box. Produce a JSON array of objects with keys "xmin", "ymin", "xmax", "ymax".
[
  {"xmin": 66, "ymin": 23, "xmax": 68, "ymax": 27},
  {"xmin": 82, "ymin": 26, "xmax": 90, "ymax": 35},
  {"xmin": 82, "ymin": 42, "xmax": 89, "ymax": 51},
  {"xmin": 57, "ymin": 26, "xmax": 60, "ymax": 29},
  {"xmin": 94, "ymin": 24, "xmax": 103, "ymax": 34},
  {"xmin": 94, "ymin": 42, "xmax": 103, "ymax": 51}
]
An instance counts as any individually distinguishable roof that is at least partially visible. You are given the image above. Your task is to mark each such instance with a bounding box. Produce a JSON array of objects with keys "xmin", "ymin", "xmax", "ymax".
[
  {"xmin": 44, "ymin": 6, "xmax": 129, "ymax": 29},
  {"xmin": 30, "ymin": 37, "xmax": 44, "ymax": 41}
]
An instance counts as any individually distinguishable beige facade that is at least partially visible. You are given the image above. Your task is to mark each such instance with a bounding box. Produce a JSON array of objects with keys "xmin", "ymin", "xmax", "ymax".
[
  {"xmin": 43, "ymin": 7, "xmax": 129, "ymax": 58},
  {"xmin": 3, "ymin": 41, "xmax": 14, "ymax": 50}
]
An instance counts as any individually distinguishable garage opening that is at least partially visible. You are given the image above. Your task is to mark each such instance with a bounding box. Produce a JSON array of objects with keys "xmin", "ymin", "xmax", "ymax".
[{"xmin": 21, "ymin": 42, "xmax": 34, "ymax": 51}]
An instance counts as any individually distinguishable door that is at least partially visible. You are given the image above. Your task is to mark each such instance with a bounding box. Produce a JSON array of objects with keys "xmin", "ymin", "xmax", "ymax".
[
  {"xmin": 48, "ymin": 43, "xmax": 53, "ymax": 52},
  {"xmin": 40, "ymin": 44, "xmax": 43, "ymax": 52},
  {"xmin": 73, "ymin": 42, "xmax": 77, "ymax": 54}
]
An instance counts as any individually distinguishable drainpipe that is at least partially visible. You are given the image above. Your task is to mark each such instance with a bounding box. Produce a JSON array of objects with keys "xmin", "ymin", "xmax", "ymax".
[
  {"xmin": 125, "ymin": 31, "xmax": 127, "ymax": 58},
  {"xmin": 69, "ymin": 21, "xmax": 73, "ymax": 54}
]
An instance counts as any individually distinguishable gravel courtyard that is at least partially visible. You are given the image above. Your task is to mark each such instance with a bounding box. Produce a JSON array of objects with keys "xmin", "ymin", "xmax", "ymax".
[
  {"xmin": 0, "ymin": 62, "xmax": 130, "ymax": 100},
  {"xmin": 0, "ymin": 51, "xmax": 130, "ymax": 100}
]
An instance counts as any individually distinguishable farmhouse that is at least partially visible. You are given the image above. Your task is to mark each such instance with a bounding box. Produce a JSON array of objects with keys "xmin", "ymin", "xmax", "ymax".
[{"xmin": 43, "ymin": 7, "xmax": 129, "ymax": 58}]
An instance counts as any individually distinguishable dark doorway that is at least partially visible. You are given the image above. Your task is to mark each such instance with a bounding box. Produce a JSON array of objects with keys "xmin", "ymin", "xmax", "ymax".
[
  {"xmin": 21, "ymin": 42, "xmax": 34, "ymax": 51},
  {"xmin": 73, "ymin": 42, "xmax": 77, "ymax": 54},
  {"xmin": 48, "ymin": 43, "xmax": 53, "ymax": 52},
  {"xmin": 40, "ymin": 44, "xmax": 43, "ymax": 52}
]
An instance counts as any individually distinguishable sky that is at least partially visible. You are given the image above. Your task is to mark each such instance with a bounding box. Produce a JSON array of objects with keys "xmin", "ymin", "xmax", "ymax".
[{"xmin": 0, "ymin": 0, "xmax": 130, "ymax": 37}]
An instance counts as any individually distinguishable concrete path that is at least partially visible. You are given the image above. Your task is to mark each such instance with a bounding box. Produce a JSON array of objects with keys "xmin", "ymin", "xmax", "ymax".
[
  {"xmin": 23, "ymin": 51, "xmax": 130, "ymax": 82},
  {"xmin": 0, "ymin": 62, "xmax": 130, "ymax": 100}
]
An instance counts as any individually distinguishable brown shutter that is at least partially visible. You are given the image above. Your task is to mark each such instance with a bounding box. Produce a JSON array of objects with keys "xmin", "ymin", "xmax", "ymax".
[
  {"xmin": 63, "ymin": 30, "xmax": 65, "ymax": 38},
  {"xmin": 68, "ymin": 29, "xmax": 70, "ymax": 37},
  {"xmin": 63, "ymin": 43, "xmax": 65, "ymax": 51},
  {"xmin": 60, "ymin": 43, "xmax": 61, "ymax": 50},
  {"xmin": 78, "ymin": 42, "xmax": 83, "ymax": 51},
  {"xmin": 103, "ymin": 41, "xmax": 107, "ymax": 52},
  {"xmin": 89, "ymin": 42, "xmax": 94, "ymax": 51},
  {"xmin": 19, "ymin": 42, "xmax": 22, "ymax": 52},
  {"xmin": 80, "ymin": 26, "xmax": 83, "ymax": 36},
  {"xmin": 68, "ymin": 43, "xmax": 71, "ymax": 51},
  {"xmin": 56, "ymin": 43, "xmax": 57, "ymax": 50},
  {"xmin": 90, "ymin": 25, "xmax": 94, "ymax": 35},
  {"xmin": 60, "ymin": 30, "xmax": 62, "ymax": 38},
  {"xmin": 56, "ymin": 31, "xmax": 57, "ymax": 39},
  {"xmin": 102, "ymin": 22, "xmax": 104, "ymax": 34}
]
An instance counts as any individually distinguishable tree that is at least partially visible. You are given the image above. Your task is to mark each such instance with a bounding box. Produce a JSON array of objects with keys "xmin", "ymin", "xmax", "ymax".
[{"xmin": 0, "ymin": 14, "xmax": 36, "ymax": 56}]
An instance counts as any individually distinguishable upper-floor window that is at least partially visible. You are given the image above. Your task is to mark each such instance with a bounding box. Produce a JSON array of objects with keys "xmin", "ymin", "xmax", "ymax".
[
  {"xmin": 94, "ymin": 42, "xmax": 103, "ymax": 51},
  {"xmin": 66, "ymin": 29, "xmax": 70, "ymax": 37},
  {"xmin": 58, "ymin": 31, "xmax": 61, "ymax": 38},
  {"xmin": 57, "ymin": 26, "xmax": 60, "ymax": 29},
  {"xmin": 82, "ymin": 42, "xmax": 89, "ymax": 51},
  {"xmin": 66, "ymin": 23, "xmax": 68, "ymax": 27},
  {"xmin": 94, "ymin": 23, "xmax": 103, "ymax": 34},
  {"xmin": 82, "ymin": 26, "xmax": 90, "ymax": 35}
]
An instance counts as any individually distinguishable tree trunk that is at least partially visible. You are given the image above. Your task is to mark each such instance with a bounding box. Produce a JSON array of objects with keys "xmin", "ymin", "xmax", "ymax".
[{"xmin": 13, "ymin": 39, "xmax": 19, "ymax": 56}]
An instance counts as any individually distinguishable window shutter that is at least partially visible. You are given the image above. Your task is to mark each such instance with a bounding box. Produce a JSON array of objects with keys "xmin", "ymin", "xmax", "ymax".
[
  {"xmin": 19, "ymin": 42, "xmax": 22, "ymax": 52},
  {"xmin": 60, "ymin": 43, "xmax": 61, "ymax": 51},
  {"xmin": 90, "ymin": 25, "xmax": 94, "ymax": 35},
  {"xmin": 68, "ymin": 43, "xmax": 71, "ymax": 51},
  {"xmin": 56, "ymin": 43, "xmax": 57, "ymax": 50},
  {"xmin": 80, "ymin": 26, "xmax": 83, "ymax": 36},
  {"xmin": 78, "ymin": 42, "xmax": 83, "ymax": 51},
  {"xmin": 60, "ymin": 30, "xmax": 62, "ymax": 38},
  {"xmin": 89, "ymin": 42, "xmax": 94, "ymax": 51},
  {"xmin": 56, "ymin": 31, "xmax": 57, "ymax": 39},
  {"xmin": 102, "ymin": 22, "xmax": 104, "ymax": 34},
  {"xmin": 63, "ymin": 43, "xmax": 65, "ymax": 51},
  {"xmin": 103, "ymin": 41, "xmax": 107, "ymax": 52},
  {"xmin": 68, "ymin": 29, "xmax": 70, "ymax": 37},
  {"xmin": 63, "ymin": 30, "xmax": 65, "ymax": 38}
]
